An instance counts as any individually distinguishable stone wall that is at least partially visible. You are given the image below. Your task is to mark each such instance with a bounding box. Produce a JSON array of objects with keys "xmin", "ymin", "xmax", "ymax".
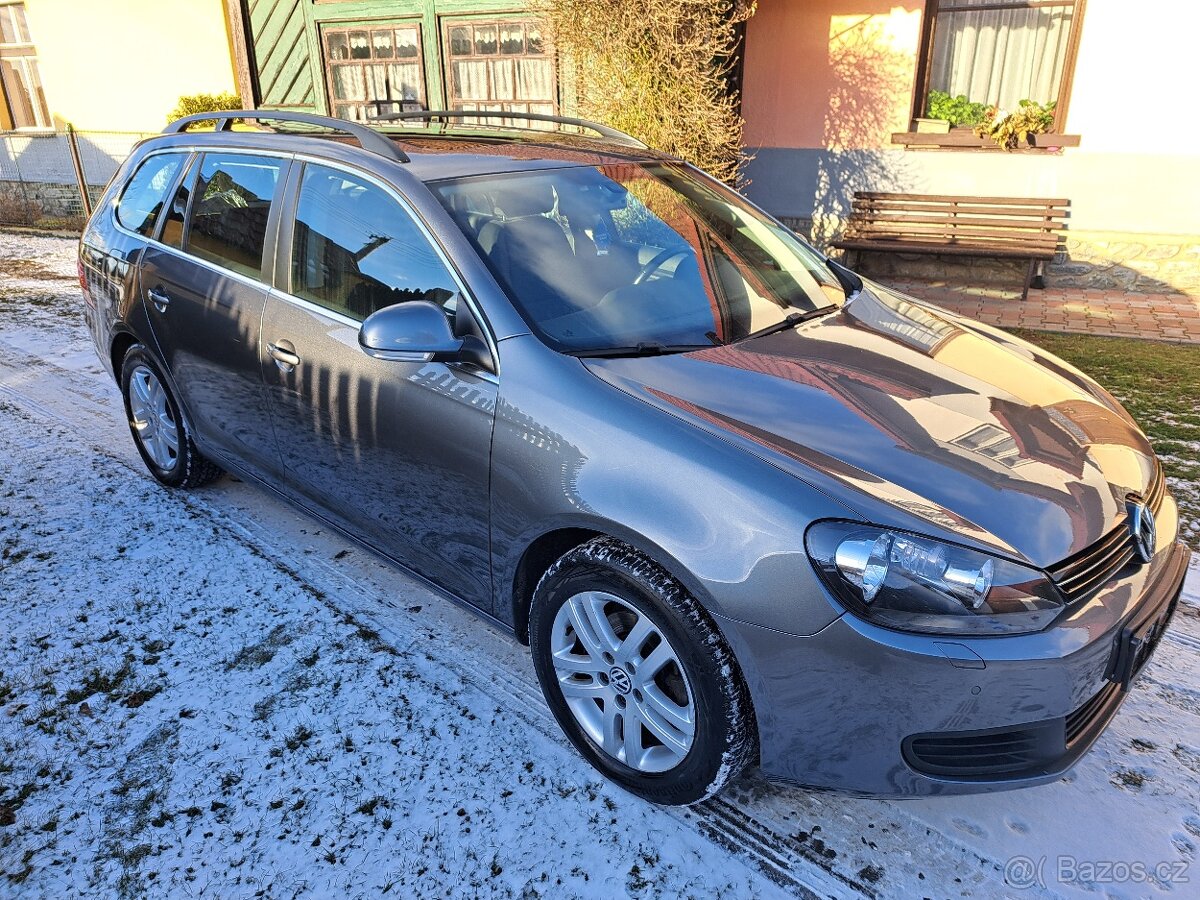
[
  {"xmin": 0, "ymin": 180, "xmax": 96, "ymax": 228},
  {"xmin": 0, "ymin": 130, "xmax": 146, "ymax": 228}
]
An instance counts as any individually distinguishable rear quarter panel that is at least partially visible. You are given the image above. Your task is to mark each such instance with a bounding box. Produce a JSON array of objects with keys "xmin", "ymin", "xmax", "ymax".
[{"xmin": 79, "ymin": 145, "xmax": 159, "ymax": 377}]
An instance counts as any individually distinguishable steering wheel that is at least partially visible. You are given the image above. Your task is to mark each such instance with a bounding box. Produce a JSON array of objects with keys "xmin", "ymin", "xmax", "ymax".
[{"xmin": 633, "ymin": 248, "xmax": 692, "ymax": 285}]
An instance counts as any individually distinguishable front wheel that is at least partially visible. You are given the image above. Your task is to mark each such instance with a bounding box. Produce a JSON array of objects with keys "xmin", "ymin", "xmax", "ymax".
[{"xmin": 529, "ymin": 537, "xmax": 757, "ymax": 805}]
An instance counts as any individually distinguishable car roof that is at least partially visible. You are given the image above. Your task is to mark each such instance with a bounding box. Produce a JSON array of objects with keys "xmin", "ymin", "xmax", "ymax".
[{"xmin": 139, "ymin": 126, "xmax": 672, "ymax": 184}]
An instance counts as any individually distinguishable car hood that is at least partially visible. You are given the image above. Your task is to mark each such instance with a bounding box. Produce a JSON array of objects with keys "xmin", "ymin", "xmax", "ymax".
[{"xmin": 583, "ymin": 285, "xmax": 1159, "ymax": 568}]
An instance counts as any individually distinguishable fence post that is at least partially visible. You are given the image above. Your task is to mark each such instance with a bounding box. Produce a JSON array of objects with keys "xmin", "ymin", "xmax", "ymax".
[{"xmin": 65, "ymin": 124, "xmax": 92, "ymax": 219}]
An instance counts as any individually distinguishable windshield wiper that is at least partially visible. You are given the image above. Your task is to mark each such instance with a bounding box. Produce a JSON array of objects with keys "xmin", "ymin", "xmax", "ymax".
[
  {"xmin": 734, "ymin": 305, "xmax": 838, "ymax": 344},
  {"xmin": 570, "ymin": 342, "xmax": 714, "ymax": 359}
]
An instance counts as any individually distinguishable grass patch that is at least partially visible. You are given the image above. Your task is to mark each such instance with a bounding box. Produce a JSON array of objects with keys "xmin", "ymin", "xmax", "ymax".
[
  {"xmin": 64, "ymin": 658, "xmax": 134, "ymax": 704},
  {"xmin": 225, "ymin": 624, "xmax": 293, "ymax": 673},
  {"xmin": 1016, "ymin": 330, "xmax": 1200, "ymax": 550}
]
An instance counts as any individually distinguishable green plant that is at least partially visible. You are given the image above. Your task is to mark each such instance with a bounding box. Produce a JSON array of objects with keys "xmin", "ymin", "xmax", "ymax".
[
  {"xmin": 974, "ymin": 99, "xmax": 1057, "ymax": 150},
  {"xmin": 166, "ymin": 92, "xmax": 242, "ymax": 125},
  {"xmin": 538, "ymin": 0, "xmax": 756, "ymax": 184},
  {"xmin": 924, "ymin": 90, "xmax": 988, "ymax": 127}
]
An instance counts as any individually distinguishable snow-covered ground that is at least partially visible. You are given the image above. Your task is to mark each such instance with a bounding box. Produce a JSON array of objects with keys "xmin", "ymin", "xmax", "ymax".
[{"xmin": 1, "ymin": 230, "xmax": 1198, "ymax": 898}]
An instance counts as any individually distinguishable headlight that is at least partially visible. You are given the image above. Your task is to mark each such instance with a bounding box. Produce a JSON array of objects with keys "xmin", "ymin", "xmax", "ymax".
[{"xmin": 805, "ymin": 521, "xmax": 1063, "ymax": 635}]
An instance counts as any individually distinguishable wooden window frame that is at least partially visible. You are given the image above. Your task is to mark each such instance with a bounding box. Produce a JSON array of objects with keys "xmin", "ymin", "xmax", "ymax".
[
  {"xmin": 319, "ymin": 19, "xmax": 428, "ymax": 123},
  {"xmin": 908, "ymin": 0, "xmax": 1087, "ymax": 136},
  {"xmin": 440, "ymin": 16, "xmax": 558, "ymax": 117},
  {"xmin": 0, "ymin": 2, "xmax": 51, "ymax": 130}
]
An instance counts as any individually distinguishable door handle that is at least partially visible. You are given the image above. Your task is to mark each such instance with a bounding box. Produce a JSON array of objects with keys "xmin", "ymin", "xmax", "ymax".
[
  {"xmin": 267, "ymin": 341, "xmax": 301, "ymax": 373},
  {"xmin": 147, "ymin": 287, "xmax": 171, "ymax": 313}
]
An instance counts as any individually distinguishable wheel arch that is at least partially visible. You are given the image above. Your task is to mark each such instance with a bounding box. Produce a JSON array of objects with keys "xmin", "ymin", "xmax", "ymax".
[
  {"xmin": 508, "ymin": 519, "xmax": 721, "ymax": 647},
  {"xmin": 109, "ymin": 328, "xmax": 140, "ymax": 378}
]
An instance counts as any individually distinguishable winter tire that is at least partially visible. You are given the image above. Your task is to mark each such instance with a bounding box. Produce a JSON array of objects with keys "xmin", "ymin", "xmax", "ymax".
[
  {"xmin": 120, "ymin": 345, "xmax": 222, "ymax": 489},
  {"xmin": 529, "ymin": 536, "xmax": 757, "ymax": 805}
]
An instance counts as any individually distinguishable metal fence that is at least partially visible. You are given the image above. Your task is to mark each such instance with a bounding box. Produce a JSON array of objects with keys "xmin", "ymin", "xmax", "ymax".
[{"xmin": 0, "ymin": 129, "xmax": 151, "ymax": 229}]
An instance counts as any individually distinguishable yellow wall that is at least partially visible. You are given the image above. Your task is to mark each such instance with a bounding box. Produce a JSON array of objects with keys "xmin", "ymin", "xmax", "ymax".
[{"xmin": 20, "ymin": 0, "xmax": 237, "ymax": 133}]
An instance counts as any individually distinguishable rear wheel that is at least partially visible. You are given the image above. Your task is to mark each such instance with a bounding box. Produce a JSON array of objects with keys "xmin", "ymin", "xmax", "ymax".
[
  {"xmin": 529, "ymin": 537, "xmax": 756, "ymax": 805},
  {"xmin": 119, "ymin": 345, "xmax": 221, "ymax": 489}
]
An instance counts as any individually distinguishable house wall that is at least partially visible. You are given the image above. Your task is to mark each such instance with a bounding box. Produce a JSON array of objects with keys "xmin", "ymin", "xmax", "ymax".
[
  {"xmin": 17, "ymin": 0, "xmax": 238, "ymax": 132},
  {"xmin": 741, "ymin": 0, "xmax": 1200, "ymax": 294}
]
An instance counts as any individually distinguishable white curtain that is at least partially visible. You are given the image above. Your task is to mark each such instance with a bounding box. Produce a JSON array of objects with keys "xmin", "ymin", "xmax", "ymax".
[
  {"xmin": 452, "ymin": 60, "xmax": 490, "ymax": 101},
  {"xmin": 929, "ymin": 1, "xmax": 1074, "ymax": 110}
]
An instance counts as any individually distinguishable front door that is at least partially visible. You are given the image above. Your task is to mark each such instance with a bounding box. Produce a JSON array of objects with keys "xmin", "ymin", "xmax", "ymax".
[
  {"xmin": 139, "ymin": 151, "xmax": 287, "ymax": 476},
  {"xmin": 260, "ymin": 162, "xmax": 497, "ymax": 610}
]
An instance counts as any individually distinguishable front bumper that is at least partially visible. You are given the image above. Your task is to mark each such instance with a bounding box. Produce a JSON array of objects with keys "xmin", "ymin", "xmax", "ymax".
[{"xmin": 718, "ymin": 520, "xmax": 1189, "ymax": 797}]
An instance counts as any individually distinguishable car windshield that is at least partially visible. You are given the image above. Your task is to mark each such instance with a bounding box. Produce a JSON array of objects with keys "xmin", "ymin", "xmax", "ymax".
[{"xmin": 433, "ymin": 162, "xmax": 849, "ymax": 353}]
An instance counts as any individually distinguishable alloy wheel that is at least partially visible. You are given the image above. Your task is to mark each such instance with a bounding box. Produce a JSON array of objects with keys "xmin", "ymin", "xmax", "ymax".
[
  {"xmin": 128, "ymin": 364, "xmax": 179, "ymax": 470},
  {"xmin": 550, "ymin": 590, "xmax": 696, "ymax": 773}
]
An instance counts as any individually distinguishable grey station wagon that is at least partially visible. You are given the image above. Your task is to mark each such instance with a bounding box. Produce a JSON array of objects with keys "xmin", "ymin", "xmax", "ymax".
[{"xmin": 79, "ymin": 110, "xmax": 1187, "ymax": 805}]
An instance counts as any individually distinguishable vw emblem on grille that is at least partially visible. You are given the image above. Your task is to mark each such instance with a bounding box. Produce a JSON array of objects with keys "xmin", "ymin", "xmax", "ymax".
[{"xmin": 1127, "ymin": 500, "xmax": 1156, "ymax": 565}]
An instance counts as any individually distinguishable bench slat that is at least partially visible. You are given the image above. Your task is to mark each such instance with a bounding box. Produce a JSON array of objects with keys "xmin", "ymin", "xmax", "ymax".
[
  {"xmin": 852, "ymin": 200, "xmax": 1067, "ymax": 221},
  {"xmin": 855, "ymin": 191, "xmax": 1070, "ymax": 207},
  {"xmin": 847, "ymin": 213, "xmax": 1064, "ymax": 232},
  {"xmin": 844, "ymin": 225, "xmax": 1060, "ymax": 247},
  {"xmin": 832, "ymin": 239, "xmax": 1057, "ymax": 260}
]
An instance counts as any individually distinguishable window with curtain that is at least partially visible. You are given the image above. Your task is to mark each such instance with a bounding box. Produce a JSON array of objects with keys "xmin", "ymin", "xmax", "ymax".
[
  {"xmin": 0, "ymin": 2, "xmax": 50, "ymax": 129},
  {"xmin": 443, "ymin": 19, "xmax": 557, "ymax": 125},
  {"xmin": 323, "ymin": 22, "xmax": 426, "ymax": 123},
  {"xmin": 921, "ymin": 0, "xmax": 1081, "ymax": 124}
]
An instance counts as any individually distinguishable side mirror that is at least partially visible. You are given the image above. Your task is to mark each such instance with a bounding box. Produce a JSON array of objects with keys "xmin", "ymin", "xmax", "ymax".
[{"xmin": 359, "ymin": 300, "xmax": 464, "ymax": 362}]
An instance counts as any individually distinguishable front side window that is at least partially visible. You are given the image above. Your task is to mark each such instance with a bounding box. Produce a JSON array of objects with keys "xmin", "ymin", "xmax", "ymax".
[
  {"xmin": 185, "ymin": 153, "xmax": 282, "ymax": 279},
  {"xmin": 116, "ymin": 153, "xmax": 184, "ymax": 237},
  {"xmin": 290, "ymin": 163, "xmax": 457, "ymax": 320},
  {"xmin": 920, "ymin": 0, "xmax": 1082, "ymax": 129},
  {"xmin": 0, "ymin": 2, "xmax": 50, "ymax": 129},
  {"xmin": 434, "ymin": 163, "xmax": 848, "ymax": 353}
]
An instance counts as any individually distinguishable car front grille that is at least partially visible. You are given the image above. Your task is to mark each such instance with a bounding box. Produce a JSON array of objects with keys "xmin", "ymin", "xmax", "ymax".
[
  {"xmin": 1046, "ymin": 467, "xmax": 1166, "ymax": 603},
  {"xmin": 904, "ymin": 724, "xmax": 1058, "ymax": 778},
  {"xmin": 1065, "ymin": 681, "xmax": 1121, "ymax": 746}
]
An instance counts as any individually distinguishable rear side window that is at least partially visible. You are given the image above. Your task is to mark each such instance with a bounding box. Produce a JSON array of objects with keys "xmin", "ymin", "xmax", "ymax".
[
  {"xmin": 186, "ymin": 153, "xmax": 282, "ymax": 279},
  {"xmin": 290, "ymin": 163, "xmax": 457, "ymax": 320},
  {"xmin": 116, "ymin": 153, "xmax": 184, "ymax": 237},
  {"xmin": 160, "ymin": 156, "xmax": 196, "ymax": 250}
]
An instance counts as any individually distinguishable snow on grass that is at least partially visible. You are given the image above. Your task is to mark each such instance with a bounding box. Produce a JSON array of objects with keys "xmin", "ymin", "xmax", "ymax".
[{"xmin": 0, "ymin": 394, "xmax": 780, "ymax": 898}]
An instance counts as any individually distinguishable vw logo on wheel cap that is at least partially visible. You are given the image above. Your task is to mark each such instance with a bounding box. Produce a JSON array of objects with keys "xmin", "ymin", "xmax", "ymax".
[
  {"xmin": 608, "ymin": 666, "xmax": 633, "ymax": 695},
  {"xmin": 1127, "ymin": 499, "xmax": 1156, "ymax": 565}
]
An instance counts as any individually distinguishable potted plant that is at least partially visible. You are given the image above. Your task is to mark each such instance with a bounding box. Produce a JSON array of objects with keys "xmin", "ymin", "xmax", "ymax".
[
  {"xmin": 974, "ymin": 99, "xmax": 1057, "ymax": 150},
  {"xmin": 917, "ymin": 90, "xmax": 989, "ymax": 132}
]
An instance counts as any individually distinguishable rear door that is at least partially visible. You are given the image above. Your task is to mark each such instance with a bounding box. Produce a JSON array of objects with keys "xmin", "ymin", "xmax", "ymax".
[
  {"xmin": 260, "ymin": 161, "xmax": 498, "ymax": 610},
  {"xmin": 138, "ymin": 151, "xmax": 288, "ymax": 476}
]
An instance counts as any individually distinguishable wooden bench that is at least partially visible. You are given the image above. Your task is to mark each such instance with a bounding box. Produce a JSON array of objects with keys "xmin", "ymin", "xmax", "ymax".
[{"xmin": 832, "ymin": 193, "xmax": 1069, "ymax": 300}]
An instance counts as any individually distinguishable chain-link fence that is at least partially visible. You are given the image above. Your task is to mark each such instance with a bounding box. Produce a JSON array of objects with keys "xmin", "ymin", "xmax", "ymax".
[{"xmin": 0, "ymin": 130, "xmax": 151, "ymax": 230}]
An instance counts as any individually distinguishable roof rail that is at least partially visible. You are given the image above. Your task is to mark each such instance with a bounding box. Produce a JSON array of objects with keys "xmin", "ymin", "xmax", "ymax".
[
  {"xmin": 369, "ymin": 109, "xmax": 648, "ymax": 150},
  {"xmin": 163, "ymin": 110, "xmax": 411, "ymax": 164}
]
